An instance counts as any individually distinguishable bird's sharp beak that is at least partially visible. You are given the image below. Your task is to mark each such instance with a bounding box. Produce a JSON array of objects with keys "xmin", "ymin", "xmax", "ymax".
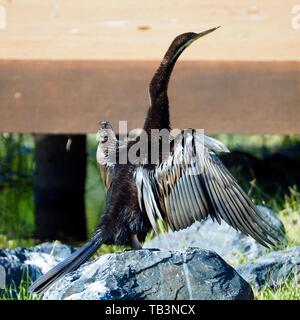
[{"xmin": 194, "ymin": 26, "xmax": 221, "ymax": 40}]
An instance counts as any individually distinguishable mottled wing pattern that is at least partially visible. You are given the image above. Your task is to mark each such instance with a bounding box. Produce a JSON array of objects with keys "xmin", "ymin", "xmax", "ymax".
[
  {"xmin": 99, "ymin": 164, "xmax": 114, "ymax": 191},
  {"xmin": 135, "ymin": 131, "xmax": 280, "ymax": 247}
]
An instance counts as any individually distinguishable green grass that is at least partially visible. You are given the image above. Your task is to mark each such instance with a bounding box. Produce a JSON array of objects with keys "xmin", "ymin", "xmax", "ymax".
[
  {"xmin": 254, "ymin": 275, "xmax": 300, "ymax": 300},
  {"xmin": 0, "ymin": 234, "xmax": 35, "ymax": 249},
  {"xmin": 0, "ymin": 134, "xmax": 35, "ymax": 238},
  {"xmin": 277, "ymin": 187, "xmax": 300, "ymax": 246},
  {"xmin": 0, "ymin": 271, "xmax": 41, "ymax": 300},
  {"xmin": 212, "ymin": 134, "xmax": 300, "ymax": 158},
  {"xmin": 85, "ymin": 145, "xmax": 106, "ymax": 237}
]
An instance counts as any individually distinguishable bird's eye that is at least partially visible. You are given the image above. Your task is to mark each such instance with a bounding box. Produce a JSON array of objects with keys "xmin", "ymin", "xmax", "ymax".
[{"xmin": 101, "ymin": 136, "xmax": 108, "ymax": 143}]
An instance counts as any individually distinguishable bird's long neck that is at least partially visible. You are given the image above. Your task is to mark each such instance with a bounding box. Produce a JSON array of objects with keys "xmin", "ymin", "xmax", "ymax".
[
  {"xmin": 143, "ymin": 28, "xmax": 219, "ymax": 135},
  {"xmin": 144, "ymin": 44, "xmax": 183, "ymax": 133}
]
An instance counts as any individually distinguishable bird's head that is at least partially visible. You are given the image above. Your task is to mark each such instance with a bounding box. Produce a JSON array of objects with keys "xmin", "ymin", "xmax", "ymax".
[
  {"xmin": 99, "ymin": 120, "xmax": 112, "ymax": 130},
  {"xmin": 166, "ymin": 27, "xmax": 220, "ymax": 63},
  {"xmin": 149, "ymin": 26, "xmax": 220, "ymax": 100},
  {"xmin": 97, "ymin": 120, "xmax": 113, "ymax": 143}
]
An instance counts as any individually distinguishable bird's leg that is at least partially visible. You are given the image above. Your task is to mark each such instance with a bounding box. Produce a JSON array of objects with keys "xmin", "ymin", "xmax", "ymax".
[{"xmin": 130, "ymin": 233, "xmax": 143, "ymax": 250}]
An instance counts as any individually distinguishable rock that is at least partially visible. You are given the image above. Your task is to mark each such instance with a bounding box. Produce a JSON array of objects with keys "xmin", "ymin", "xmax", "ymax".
[
  {"xmin": 144, "ymin": 206, "xmax": 286, "ymax": 265},
  {"xmin": 43, "ymin": 248, "xmax": 253, "ymax": 300},
  {"xmin": 236, "ymin": 246, "xmax": 300, "ymax": 289},
  {"xmin": 0, "ymin": 242, "xmax": 74, "ymax": 290},
  {"xmin": 256, "ymin": 205, "xmax": 285, "ymax": 235}
]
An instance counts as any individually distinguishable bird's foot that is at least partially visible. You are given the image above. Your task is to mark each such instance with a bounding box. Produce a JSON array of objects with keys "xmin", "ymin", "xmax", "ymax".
[{"xmin": 130, "ymin": 234, "xmax": 143, "ymax": 250}]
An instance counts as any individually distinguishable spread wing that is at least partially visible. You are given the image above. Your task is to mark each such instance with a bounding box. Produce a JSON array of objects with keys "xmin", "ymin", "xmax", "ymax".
[{"xmin": 135, "ymin": 130, "xmax": 280, "ymax": 247}]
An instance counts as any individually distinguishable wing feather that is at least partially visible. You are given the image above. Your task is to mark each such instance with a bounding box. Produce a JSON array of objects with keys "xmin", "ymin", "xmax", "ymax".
[{"xmin": 135, "ymin": 131, "xmax": 281, "ymax": 247}]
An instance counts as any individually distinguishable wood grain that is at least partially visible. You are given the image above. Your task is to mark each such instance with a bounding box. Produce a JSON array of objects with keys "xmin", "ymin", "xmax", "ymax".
[
  {"xmin": 0, "ymin": 60, "xmax": 299, "ymax": 134},
  {"xmin": 0, "ymin": 0, "xmax": 299, "ymax": 60},
  {"xmin": 0, "ymin": 1, "xmax": 299, "ymax": 133}
]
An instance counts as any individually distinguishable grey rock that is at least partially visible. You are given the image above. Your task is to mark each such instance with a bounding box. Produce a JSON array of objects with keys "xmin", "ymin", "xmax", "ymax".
[
  {"xmin": 43, "ymin": 248, "xmax": 253, "ymax": 300},
  {"xmin": 0, "ymin": 242, "xmax": 74, "ymax": 289},
  {"xmin": 144, "ymin": 206, "xmax": 286, "ymax": 265},
  {"xmin": 256, "ymin": 205, "xmax": 285, "ymax": 235},
  {"xmin": 32, "ymin": 242, "xmax": 74, "ymax": 260},
  {"xmin": 236, "ymin": 246, "xmax": 300, "ymax": 289}
]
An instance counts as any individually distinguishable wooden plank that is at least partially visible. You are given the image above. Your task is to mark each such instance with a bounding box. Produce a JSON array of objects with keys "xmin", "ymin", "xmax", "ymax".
[
  {"xmin": 0, "ymin": 60, "xmax": 299, "ymax": 134},
  {"xmin": 0, "ymin": 0, "xmax": 299, "ymax": 60},
  {"xmin": 0, "ymin": 1, "xmax": 299, "ymax": 134}
]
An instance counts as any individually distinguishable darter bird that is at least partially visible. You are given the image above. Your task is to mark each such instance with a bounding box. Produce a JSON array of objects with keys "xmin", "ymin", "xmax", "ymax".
[{"xmin": 30, "ymin": 27, "xmax": 280, "ymax": 294}]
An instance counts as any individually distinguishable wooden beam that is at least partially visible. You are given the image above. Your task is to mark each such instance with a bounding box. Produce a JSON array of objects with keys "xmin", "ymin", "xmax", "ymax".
[
  {"xmin": 0, "ymin": 1, "xmax": 299, "ymax": 134},
  {"xmin": 0, "ymin": 0, "xmax": 299, "ymax": 61},
  {"xmin": 0, "ymin": 60, "xmax": 299, "ymax": 134}
]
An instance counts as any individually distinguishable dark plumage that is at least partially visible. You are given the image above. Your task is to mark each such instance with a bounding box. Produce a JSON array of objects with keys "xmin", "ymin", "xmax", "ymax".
[{"xmin": 30, "ymin": 27, "xmax": 281, "ymax": 294}]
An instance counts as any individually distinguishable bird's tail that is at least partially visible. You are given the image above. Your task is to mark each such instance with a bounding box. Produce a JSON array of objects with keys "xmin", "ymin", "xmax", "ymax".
[{"xmin": 29, "ymin": 230, "xmax": 103, "ymax": 295}]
